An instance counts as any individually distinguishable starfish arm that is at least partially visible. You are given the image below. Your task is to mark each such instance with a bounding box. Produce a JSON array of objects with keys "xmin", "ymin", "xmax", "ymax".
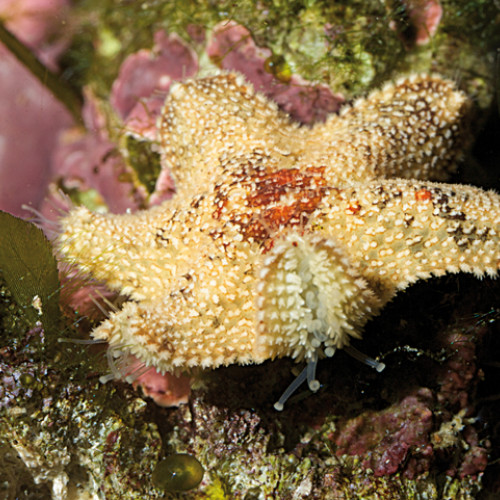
[
  {"xmin": 91, "ymin": 287, "xmax": 259, "ymax": 375},
  {"xmin": 158, "ymin": 72, "xmax": 302, "ymax": 192},
  {"xmin": 59, "ymin": 197, "xmax": 267, "ymax": 373},
  {"xmin": 309, "ymin": 75, "xmax": 471, "ymax": 186},
  {"xmin": 316, "ymin": 178, "xmax": 500, "ymax": 299},
  {"xmin": 58, "ymin": 204, "xmax": 187, "ymax": 301},
  {"xmin": 254, "ymin": 233, "xmax": 383, "ymax": 364}
]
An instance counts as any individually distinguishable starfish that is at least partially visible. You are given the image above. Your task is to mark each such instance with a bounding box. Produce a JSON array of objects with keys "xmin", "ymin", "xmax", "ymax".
[{"xmin": 59, "ymin": 72, "xmax": 500, "ymax": 410}]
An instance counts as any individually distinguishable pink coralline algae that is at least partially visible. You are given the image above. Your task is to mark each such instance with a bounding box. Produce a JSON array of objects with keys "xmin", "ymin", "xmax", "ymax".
[
  {"xmin": 390, "ymin": 0, "xmax": 443, "ymax": 47},
  {"xmin": 113, "ymin": 30, "xmax": 198, "ymax": 148},
  {"xmin": 436, "ymin": 330, "xmax": 477, "ymax": 408},
  {"xmin": 38, "ymin": 105, "xmax": 144, "ymax": 224},
  {"xmin": 207, "ymin": 21, "xmax": 344, "ymax": 124},
  {"xmin": 128, "ymin": 358, "xmax": 191, "ymax": 408},
  {"xmin": 333, "ymin": 390, "xmax": 434, "ymax": 478},
  {"xmin": 434, "ymin": 325, "xmax": 490, "ymax": 479},
  {"xmin": 0, "ymin": 0, "xmax": 72, "ymax": 217},
  {"xmin": 40, "ymin": 30, "xmax": 199, "ymax": 220},
  {"xmin": 460, "ymin": 445, "xmax": 488, "ymax": 479},
  {"xmin": 111, "ymin": 30, "xmax": 198, "ymax": 121},
  {"xmin": 327, "ymin": 305, "xmax": 493, "ymax": 482},
  {"xmin": 0, "ymin": 0, "xmax": 69, "ymax": 54}
]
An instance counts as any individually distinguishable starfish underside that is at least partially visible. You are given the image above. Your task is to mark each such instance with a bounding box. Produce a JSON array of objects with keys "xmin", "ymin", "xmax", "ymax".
[{"xmin": 59, "ymin": 73, "xmax": 500, "ymax": 409}]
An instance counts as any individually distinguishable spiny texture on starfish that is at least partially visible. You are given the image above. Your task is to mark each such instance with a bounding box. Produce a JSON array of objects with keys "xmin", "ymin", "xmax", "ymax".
[
  {"xmin": 159, "ymin": 72, "xmax": 470, "ymax": 192},
  {"xmin": 59, "ymin": 72, "xmax": 500, "ymax": 408}
]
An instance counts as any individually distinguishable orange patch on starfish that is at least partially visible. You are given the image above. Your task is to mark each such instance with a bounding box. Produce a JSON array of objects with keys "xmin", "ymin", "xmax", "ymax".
[
  {"xmin": 214, "ymin": 165, "xmax": 328, "ymax": 244},
  {"xmin": 415, "ymin": 188, "xmax": 433, "ymax": 201}
]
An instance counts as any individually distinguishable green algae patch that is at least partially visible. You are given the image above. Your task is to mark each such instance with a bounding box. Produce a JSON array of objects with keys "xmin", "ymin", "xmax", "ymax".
[
  {"xmin": 125, "ymin": 135, "xmax": 162, "ymax": 195},
  {"xmin": 0, "ymin": 278, "xmax": 31, "ymax": 338},
  {"xmin": 0, "ymin": 211, "xmax": 60, "ymax": 334}
]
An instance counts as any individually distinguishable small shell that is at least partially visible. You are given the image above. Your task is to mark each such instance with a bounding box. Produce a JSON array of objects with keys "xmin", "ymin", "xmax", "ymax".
[{"xmin": 152, "ymin": 453, "xmax": 204, "ymax": 492}]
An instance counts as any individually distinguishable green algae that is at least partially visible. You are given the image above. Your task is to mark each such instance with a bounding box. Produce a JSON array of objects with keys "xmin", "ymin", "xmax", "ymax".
[
  {"xmin": 56, "ymin": 0, "xmax": 500, "ymax": 115},
  {"xmin": 60, "ymin": 0, "xmax": 397, "ymax": 95},
  {"xmin": 0, "ymin": 379, "xmax": 163, "ymax": 499},
  {"xmin": 0, "ymin": 211, "xmax": 61, "ymax": 335},
  {"xmin": 0, "ymin": 440, "xmax": 52, "ymax": 499},
  {"xmin": 1, "ymin": 269, "xmax": 496, "ymax": 498},
  {"xmin": 125, "ymin": 135, "xmax": 162, "ymax": 195},
  {"xmin": 0, "ymin": 278, "xmax": 31, "ymax": 339}
]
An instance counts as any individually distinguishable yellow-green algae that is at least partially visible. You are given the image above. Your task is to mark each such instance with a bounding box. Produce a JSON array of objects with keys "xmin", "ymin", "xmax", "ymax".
[
  {"xmin": 124, "ymin": 135, "xmax": 163, "ymax": 195},
  {"xmin": 62, "ymin": 0, "xmax": 500, "ymax": 102}
]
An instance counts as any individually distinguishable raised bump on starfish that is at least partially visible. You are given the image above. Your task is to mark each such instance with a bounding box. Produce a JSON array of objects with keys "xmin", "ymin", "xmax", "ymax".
[{"xmin": 58, "ymin": 72, "xmax": 499, "ymax": 409}]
